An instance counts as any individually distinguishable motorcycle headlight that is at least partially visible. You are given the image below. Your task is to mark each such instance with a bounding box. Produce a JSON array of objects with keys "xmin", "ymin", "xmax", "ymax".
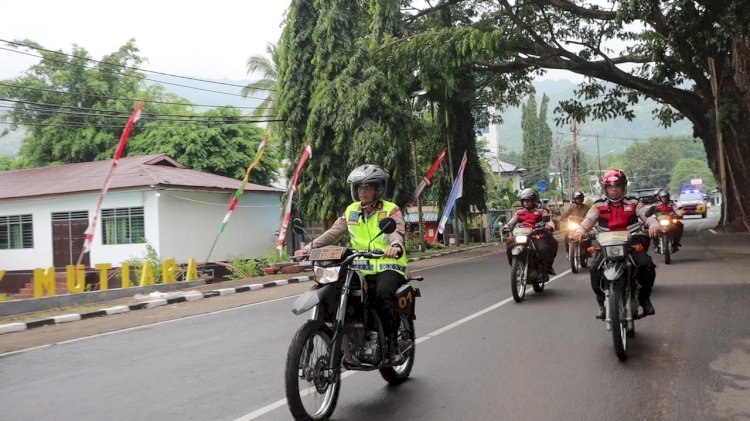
[
  {"xmin": 659, "ymin": 219, "xmax": 670, "ymax": 226},
  {"xmin": 568, "ymin": 222, "xmax": 579, "ymax": 230},
  {"xmin": 314, "ymin": 266, "xmax": 341, "ymax": 284},
  {"xmin": 515, "ymin": 235, "xmax": 528, "ymax": 244},
  {"xmin": 605, "ymin": 245, "xmax": 625, "ymax": 258}
]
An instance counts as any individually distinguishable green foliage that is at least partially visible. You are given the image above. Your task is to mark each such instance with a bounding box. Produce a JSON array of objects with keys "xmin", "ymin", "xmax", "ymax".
[
  {"xmin": 226, "ymin": 256, "xmax": 261, "ymax": 280},
  {"xmin": 622, "ymin": 137, "xmax": 682, "ymax": 190},
  {"xmin": 123, "ymin": 243, "xmax": 162, "ymax": 284},
  {"xmin": 521, "ymin": 93, "xmax": 554, "ymax": 188}
]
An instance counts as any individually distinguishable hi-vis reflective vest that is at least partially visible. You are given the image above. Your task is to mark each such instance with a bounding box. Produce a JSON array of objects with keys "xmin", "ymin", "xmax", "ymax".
[{"xmin": 344, "ymin": 200, "xmax": 408, "ymax": 276}]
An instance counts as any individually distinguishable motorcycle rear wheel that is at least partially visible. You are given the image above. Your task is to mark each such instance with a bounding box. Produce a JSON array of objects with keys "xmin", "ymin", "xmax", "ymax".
[
  {"xmin": 609, "ymin": 284, "xmax": 628, "ymax": 361},
  {"xmin": 510, "ymin": 256, "xmax": 527, "ymax": 302},
  {"xmin": 380, "ymin": 317, "xmax": 415, "ymax": 385},
  {"xmin": 285, "ymin": 321, "xmax": 340, "ymax": 420}
]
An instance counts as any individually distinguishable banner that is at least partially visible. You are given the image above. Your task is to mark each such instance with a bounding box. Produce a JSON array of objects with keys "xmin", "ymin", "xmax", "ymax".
[
  {"xmin": 276, "ymin": 143, "xmax": 313, "ymax": 251},
  {"xmin": 408, "ymin": 148, "xmax": 446, "ymax": 206},
  {"xmin": 219, "ymin": 134, "xmax": 269, "ymax": 234},
  {"xmin": 77, "ymin": 100, "xmax": 144, "ymax": 265},
  {"xmin": 437, "ymin": 151, "xmax": 468, "ymax": 234}
]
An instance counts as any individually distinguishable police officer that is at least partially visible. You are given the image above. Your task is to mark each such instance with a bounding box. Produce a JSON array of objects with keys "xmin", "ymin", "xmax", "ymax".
[{"xmin": 295, "ymin": 164, "xmax": 407, "ymax": 364}]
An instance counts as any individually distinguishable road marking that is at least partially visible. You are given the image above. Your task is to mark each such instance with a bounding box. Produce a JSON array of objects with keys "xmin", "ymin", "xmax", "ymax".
[{"xmin": 235, "ymin": 268, "xmax": 573, "ymax": 421}]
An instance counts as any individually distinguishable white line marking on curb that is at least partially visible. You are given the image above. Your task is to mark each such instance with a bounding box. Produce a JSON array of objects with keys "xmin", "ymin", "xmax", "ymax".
[
  {"xmin": 216, "ymin": 288, "xmax": 237, "ymax": 296},
  {"xmin": 52, "ymin": 314, "xmax": 81, "ymax": 323},
  {"xmin": 144, "ymin": 299, "xmax": 167, "ymax": 308},
  {"xmin": 184, "ymin": 292, "xmax": 204, "ymax": 301},
  {"xmin": 104, "ymin": 306, "xmax": 130, "ymax": 315},
  {"xmin": 0, "ymin": 323, "xmax": 26, "ymax": 334},
  {"xmin": 235, "ymin": 268, "xmax": 572, "ymax": 420}
]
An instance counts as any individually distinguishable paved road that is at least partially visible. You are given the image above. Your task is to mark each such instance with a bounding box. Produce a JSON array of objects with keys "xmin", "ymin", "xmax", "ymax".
[{"xmin": 2, "ymin": 211, "xmax": 749, "ymax": 420}]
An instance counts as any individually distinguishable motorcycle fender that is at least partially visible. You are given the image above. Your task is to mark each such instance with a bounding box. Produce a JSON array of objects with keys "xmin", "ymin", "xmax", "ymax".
[
  {"xmin": 511, "ymin": 246, "xmax": 525, "ymax": 255},
  {"xmin": 602, "ymin": 263, "xmax": 623, "ymax": 281},
  {"xmin": 291, "ymin": 284, "xmax": 332, "ymax": 316},
  {"xmin": 394, "ymin": 284, "xmax": 417, "ymax": 319}
]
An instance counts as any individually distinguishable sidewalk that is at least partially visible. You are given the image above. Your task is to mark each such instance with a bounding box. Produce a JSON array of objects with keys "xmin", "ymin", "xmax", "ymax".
[{"xmin": 0, "ymin": 243, "xmax": 493, "ymax": 335}]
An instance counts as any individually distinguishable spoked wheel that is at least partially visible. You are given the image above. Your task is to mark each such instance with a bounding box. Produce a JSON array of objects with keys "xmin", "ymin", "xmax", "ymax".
[
  {"xmin": 570, "ymin": 244, "xmax": 581, "ymax": 273},
  {"xmin": 285, "ymin": 321, "xmax": 340, "ymax": 420},
  {"xmin": 609, "ymin": 284, "xmax": 628, "ymax": 361},
  {"xmin": 661, "ymin": 236, "xmax": 671, "ymax": 265},
  {"xmin": 510, "ymin": 256, "xmax": 527, "ymax": 302},
  {"xmin": 380, "ymin": 317, "xmax": 415, "ymax": 385}
]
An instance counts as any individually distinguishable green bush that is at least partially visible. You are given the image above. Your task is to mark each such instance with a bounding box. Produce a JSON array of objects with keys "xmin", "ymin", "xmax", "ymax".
[{"xmin": 227, "ymin": 256, "xmax": 260, "ymax": 280}]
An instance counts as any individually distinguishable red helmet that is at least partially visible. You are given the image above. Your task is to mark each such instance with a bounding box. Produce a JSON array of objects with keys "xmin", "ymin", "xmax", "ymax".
[{"xmin": 601, "ymin": 169, "xmax": 628, "ymax": 188}]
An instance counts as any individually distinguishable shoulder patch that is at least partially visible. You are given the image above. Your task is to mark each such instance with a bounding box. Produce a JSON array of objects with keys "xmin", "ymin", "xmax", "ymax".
[
  {"xmin": 348, "ymin": 210, "xmax": 360, "ymax": 222},
  {"xmin": 377, "ymin": 211, "xmax": 387, "ymax": 221}
]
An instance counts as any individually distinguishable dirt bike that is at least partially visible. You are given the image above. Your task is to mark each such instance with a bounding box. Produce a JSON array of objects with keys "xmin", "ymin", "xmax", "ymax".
[
  {"xmin": 505, "ymin": 215, "xmax": 552, "ymax": 302},
  {"xmin": 285, "ymin": 217, "xmax": 422, "ymax": 420},
  {"xmin": 590, "ymin": 228, "xmax": 650, "ymax": 361},
  {"xmin": 565, "ymin": 215, "xmax": 589, "ymax": 273},
  {"xmin": 653, "ymin": 213, "xmax": 680, "ymax": 264}
]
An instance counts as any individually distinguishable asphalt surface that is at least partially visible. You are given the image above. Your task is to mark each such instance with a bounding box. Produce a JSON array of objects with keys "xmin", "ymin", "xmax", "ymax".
[{"xmin": 2, "ymin": 210, "xmax": 749, "ymax": 421}]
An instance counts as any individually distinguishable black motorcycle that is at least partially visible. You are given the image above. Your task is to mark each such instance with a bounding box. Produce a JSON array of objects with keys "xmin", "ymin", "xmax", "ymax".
[
  {"xmin": 505, "ymin": 215, "xmax": 552, "ymax": 302},
  {"xmin": 565, "ymin": 215, "xmax": 589, "ymax": 273},
  {"xmin": 592, "ymin": 228, "xmax": 650, "ymax": 361},
  {"xmin": 285, "ymin": 217, "xmax": 422, "ymax": 420}
]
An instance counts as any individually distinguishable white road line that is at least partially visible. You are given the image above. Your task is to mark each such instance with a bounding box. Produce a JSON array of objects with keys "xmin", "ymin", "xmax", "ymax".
[{"xmin": 235, "ymin": 269, "xmax": 572, "ymax": 421}]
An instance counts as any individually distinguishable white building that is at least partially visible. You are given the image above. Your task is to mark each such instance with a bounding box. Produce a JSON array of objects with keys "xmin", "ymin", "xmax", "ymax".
[{"xmin": 0, "ymin": 154, "xmax": 284, "ymax": 271}]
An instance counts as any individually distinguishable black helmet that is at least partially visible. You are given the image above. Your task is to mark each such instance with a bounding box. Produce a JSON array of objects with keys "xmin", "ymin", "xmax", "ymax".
[
  {"xmin": 656, "ymin": 189, "xmax": 670, "ymax": 200},
  {"xmin": 519, "ymin": 188, "xmax": 539, "ymax": 206},
  {"xmin": 347, "ymin": 164, "xmax": 388, "ymax": 201},
  {"xmin": 572, "ymin": 191, "xmax": 585, "ymax": 202}
]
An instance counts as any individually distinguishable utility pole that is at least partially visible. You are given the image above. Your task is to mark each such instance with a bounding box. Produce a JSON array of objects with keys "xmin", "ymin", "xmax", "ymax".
[
  {"xmin": 572, "ymin": 118, "xmax": 580, "ymax": 191},
  {"xmin": 411, "ymin": 137, "xmax": 427, "ymax": 252}
]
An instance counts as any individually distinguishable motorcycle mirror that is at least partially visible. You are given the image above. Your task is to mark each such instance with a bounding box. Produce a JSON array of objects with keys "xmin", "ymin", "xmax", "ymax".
[
  {"xmin": 542, "ymin": 215, "xmax": 551, "ymax": 223},
  {"xmin": 291, "ymin": 218, "xmax": 306, "ymax": 235},
  {"xmin": 378, "ymin": 217, "xmax": 397, "ymax": 234}
]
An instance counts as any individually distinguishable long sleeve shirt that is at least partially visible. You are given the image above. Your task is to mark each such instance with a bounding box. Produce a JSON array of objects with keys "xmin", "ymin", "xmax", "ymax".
[{"xmin": 305, "ymin": 201, "xmax": 406, "ymax": 250}]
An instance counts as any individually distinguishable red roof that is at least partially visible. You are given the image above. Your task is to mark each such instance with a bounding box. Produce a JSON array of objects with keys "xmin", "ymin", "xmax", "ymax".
[{"xmin": 0, "ymin": 154, "xmax": 283, "ymax": 202}]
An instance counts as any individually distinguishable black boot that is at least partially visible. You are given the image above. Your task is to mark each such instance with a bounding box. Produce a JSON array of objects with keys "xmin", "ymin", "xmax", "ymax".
[
  {"xmin": 386, "ymin": 335, "xmax": 404, "ymax": 365},
  {"xmin": 641, "ymin": 297, "xmax": 655, "ymax": 316},
  {"xmin": 596, "ymin": 303, "xmax": 606, "ymax": 320}
]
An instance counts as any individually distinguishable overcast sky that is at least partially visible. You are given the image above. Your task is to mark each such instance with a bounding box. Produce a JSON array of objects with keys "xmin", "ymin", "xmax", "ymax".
[{"xmin": 1, "ymin": 1, "xmax": 289, "ymax": 81}]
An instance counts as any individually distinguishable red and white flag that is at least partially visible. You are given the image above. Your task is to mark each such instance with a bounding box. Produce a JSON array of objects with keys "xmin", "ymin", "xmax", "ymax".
[
  {"xmin": 409, "ymin": 148, "xmax": 446, "ymax": 206},
  {"xmin": 276, "ymin": 143, "xmax": 313, "ymax": 250},
  {"xmin": 78, "ymin": 100, "xmax": 144, "ymax": 262}
]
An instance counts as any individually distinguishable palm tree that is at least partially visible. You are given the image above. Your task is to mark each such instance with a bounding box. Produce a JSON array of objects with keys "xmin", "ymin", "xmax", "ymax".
[{"xmin": 242, "ymin": 43, "xmax": 278, "ymax": 119}]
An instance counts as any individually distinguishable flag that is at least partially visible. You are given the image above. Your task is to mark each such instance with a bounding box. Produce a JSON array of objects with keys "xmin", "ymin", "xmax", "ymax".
[
  {"xmin": 218, "ymin": 134, "xmax": 269, "ymax": 234},
  {"xmin": 78, "ymin": 100, "xmax": 144, "ymax": 263},
  {"xmin": 277, "ymin": 143, "xmax": 313, "ymax": 250},
  {"xmin": 408, "ymin": 148, "xmax": 446, "ymax": 206},
  {"xmin": 438, "ymin": 151, "xmax": 468, "ymax": 234}
]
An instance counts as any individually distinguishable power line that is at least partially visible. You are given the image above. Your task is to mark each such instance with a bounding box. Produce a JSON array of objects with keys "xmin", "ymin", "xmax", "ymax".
[
  {"xmin": 0, "ymin": 39, "xmax": 278, "ymax": 92},
  {"xmin": 0, "ymin": 99, "xmax": 276, "ymax": 121},
  {"xmin": 0, "ymin": 82, "xmax": 267, "ymax": 110},
  {"xmin": 0, "ymin": 46, "xmax": 273, "ymax": 102},
  {"xmin": 0, "ymin": 119, "xmax": 284, "ymax": 129}
]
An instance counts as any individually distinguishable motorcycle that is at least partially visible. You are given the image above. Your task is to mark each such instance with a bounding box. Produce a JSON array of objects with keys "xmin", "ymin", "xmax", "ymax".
[
  {"xmin": 565, "ymin": 215, "xmax": 589, "ymax": 273},
  {"xmin": 653, "ymin": 213, "xmax": 680, "ymax": 264},
  {"xmin": 284, "ymin": 217, "xmax": 422, "ymax": 420},
  {"xmin": 589, "ymin": 227, "xmax": 650, "ymax": 361},
  {"xmin": 505, "ymin": 215, "xmax": 552, "ymax": 302}
]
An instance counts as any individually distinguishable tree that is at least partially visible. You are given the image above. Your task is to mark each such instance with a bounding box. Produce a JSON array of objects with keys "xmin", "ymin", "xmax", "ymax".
[
  {"xmin": 242, "ymin": 43, "xmax": 278, "ymax": 120},
  {"xmin": 521, "ymin": 93, "xmax": 554, "ymax": 189},
  {"xmin": 393, "ymin": 0, "xmax": 750, "ymax": 231},
  {"xmin": 622, "ymin": 137, "xmax": 681, "ymax": 190}
]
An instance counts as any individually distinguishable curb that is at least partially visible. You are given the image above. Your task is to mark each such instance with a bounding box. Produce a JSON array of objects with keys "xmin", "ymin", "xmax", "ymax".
[{"xmin": 0, "ymin": 243, "xmax": 490, "ymax": 335}]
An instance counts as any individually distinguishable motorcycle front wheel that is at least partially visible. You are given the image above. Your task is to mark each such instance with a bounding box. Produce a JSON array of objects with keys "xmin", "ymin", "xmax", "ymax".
[
  {"xmin": 609, "ymin": 284, "xmax": 628, "ymax": 361},
  {"xmin": 511, "ymin": 256, "xmax": 527, "ymax": 302},
  {"xmin": 661, "ymin": 235, "xmax": 671, "ymax": 265},
  {"xmin": 380, "ymin": 317, "xmax": 415, "ymax": 385},
  {"xmin": 570, "ymin": 243, "xmax": 580, "ymax": 273},
  {"xmin": 285, "ymin": 321, "xmax": 340, "ymax": 420}
]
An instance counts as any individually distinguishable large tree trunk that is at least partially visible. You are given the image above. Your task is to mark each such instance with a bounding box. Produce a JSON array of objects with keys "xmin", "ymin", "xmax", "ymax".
[{"xmin": 701, "ymin": 38, "xmax": 750, "ymax": 232}]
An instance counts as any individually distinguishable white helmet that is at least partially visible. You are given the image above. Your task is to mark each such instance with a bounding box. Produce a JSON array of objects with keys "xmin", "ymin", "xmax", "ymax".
[{"xmin": 347, "ymin": 164, "xmax": 388, "ymax": 201}]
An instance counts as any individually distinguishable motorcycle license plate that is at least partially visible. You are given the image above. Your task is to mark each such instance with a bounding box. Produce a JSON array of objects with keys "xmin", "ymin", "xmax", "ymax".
[{"xmin": 309, "ymin": 246, "xmax": 346, "ymax": 261}]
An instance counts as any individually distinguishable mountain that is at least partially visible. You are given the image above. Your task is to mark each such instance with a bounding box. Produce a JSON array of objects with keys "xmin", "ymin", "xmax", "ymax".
[{"xmin": 489, "ymin": 79, "xmax": 694, "ymax": 157}]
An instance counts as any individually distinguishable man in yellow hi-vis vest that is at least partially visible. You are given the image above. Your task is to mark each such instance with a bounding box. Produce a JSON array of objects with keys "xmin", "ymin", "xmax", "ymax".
[{"xmin": 295, "ymin": 164, "xmax": 407, "ymax": 364}]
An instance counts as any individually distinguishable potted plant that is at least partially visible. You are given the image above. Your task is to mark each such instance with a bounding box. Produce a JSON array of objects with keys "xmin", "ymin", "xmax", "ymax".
[{"xmin": 261, "ymin": 249, "xmax": 289, "ymax": 274}]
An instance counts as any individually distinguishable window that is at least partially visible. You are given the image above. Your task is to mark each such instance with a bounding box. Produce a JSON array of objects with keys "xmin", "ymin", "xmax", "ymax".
[
  {"xmin": 101, "ymin": 207, "xmax": 145, "ymax": 245},
  {"xmin": 0, "ymin": 214, "xmax": 33, "ymax": 249}
]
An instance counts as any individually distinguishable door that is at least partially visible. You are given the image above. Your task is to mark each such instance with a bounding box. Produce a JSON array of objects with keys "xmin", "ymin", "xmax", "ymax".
[{"xmin": 51, "ymin": 211, "xmax": 90, "ymax": 268}]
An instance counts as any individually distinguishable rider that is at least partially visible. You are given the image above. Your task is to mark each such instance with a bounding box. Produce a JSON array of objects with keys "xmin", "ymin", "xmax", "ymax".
[
  {"xmin": 573, "ymin": 169, "xmax": 660, "ymax": 319},
  {"xmin": 502, "ymin": 188, "xmax": 558, "ymax": 275},
  {"xmin": 560, "ymin": 191, "xmax": 590, "ymax": 253},
  {"xmin": 654, "ymin": 189, "xmax": 684, "ymax": 250},
  {"xmin": 294, "ymin": 164, "xmax": 407, "ymax": 364}
]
